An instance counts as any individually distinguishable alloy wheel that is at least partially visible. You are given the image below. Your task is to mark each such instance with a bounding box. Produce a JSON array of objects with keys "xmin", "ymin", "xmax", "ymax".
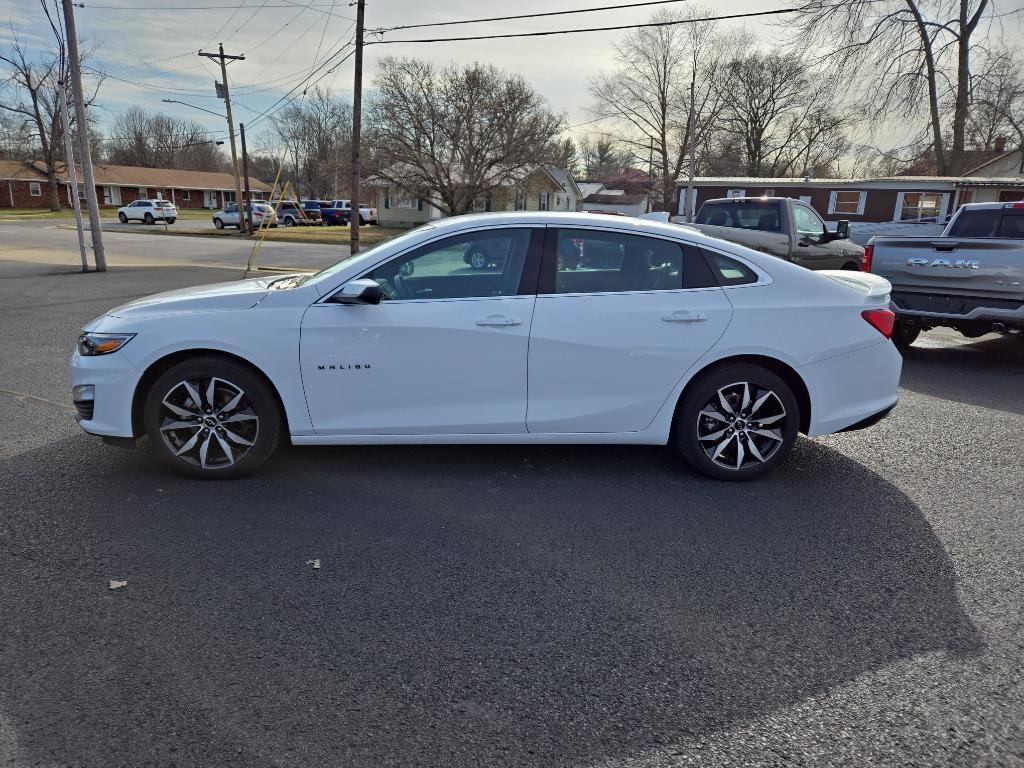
[
  {"xmin": 157, "ymin": 377, "xmax": 259, "ymax": 469},
  {"xmin": 696, "ymin": 381, "xmax": 786, "ymax": 471}
]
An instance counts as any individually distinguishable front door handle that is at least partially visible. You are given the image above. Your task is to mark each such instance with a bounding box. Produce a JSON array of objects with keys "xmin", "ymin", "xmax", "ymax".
[
  {"xmin": 662, "ymin": 310, "xmax": 707, "ymax": 323},
  {"xmin": 476, "ymin": 315, "xmax": 522, "ymax": 327}
]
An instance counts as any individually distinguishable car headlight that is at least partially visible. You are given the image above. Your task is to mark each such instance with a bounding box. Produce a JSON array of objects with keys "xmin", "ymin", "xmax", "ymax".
[{"xmin": 77, "ymin": 332, "xmax": 135, "ymax": 356}]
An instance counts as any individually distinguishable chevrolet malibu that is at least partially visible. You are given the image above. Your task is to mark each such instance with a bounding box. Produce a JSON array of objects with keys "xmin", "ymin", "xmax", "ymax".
[{"xmin": 70, "ymin": 212, "xmax": 902, "ymax": 480}]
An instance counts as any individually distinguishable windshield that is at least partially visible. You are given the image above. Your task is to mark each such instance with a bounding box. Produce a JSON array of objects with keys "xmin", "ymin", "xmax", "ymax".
[{"xmin": 305, "ymin": 223, "xmax": 438, "ymax": 286}]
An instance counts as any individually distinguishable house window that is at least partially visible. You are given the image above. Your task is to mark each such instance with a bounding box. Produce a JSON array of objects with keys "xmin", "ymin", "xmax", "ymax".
[
  {"xmin": 538, "ymin": 191, "xmax": 549, "ymax": 211},
  {"xmin": 828, "ymin": 190, "xmax": 867, "ymax": 216},
  {"xmin": 897, "ymin": 192, "xmax": 947, "ymax": 221},
  {"xmin": 764, "ymin": 189, "xmax": 775, "ymax": 197},
  {"xmin": 102, "ymin": 186, "xmax": 121, "ymax": 206},
  {"xmin": 472, "ymin": 194, "xmax": 490, "ymax": 213},
  {"xmin": 727, "ymin": 189, "xmax": 746, "ymax": 198},
  {"xmin": 179, "ymin": 189, "xmax": 190, "ymax": 201},
  {"xmin": 29, "ymin": 182, "xmax": 42, "ymax": 197},
  {"xmin": 139, "ymin": 187, "xmax": 148, "ymax": 198},
  {"xmin": 514, "ymin": 189, "xmax": 527, "ymax": 211},
  {"xmin": 223, "ymin": 190, "xmax": 236, "ymax": 204},
  {"xmin": 799, "ymin": 195, "xmax": 812, "ymax": 205}
]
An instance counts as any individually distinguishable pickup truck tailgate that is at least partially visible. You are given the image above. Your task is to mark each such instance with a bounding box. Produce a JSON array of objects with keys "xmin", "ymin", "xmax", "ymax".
[{"xmin": 871, "ymin": 237, "xmax": 1024, "ymax": 300}]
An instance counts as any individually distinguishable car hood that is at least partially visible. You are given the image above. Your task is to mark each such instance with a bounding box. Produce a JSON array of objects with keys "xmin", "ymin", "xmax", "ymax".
[{"xmin": 106, "ymin": 275, "xmax": 282, "ymax": 319}]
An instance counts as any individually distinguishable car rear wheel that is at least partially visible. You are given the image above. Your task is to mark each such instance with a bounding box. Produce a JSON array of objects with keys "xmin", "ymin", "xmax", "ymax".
[
  {"xmin": 213, "ymin": 218, "xmax": 224, "ymax": 229},
  {"xmin": 892, "ymin": 320, "xmax": 920, "ymax": 349},
  {"xmin": 143, "ymin": 356, "xmax": 281, "ymax": 479},
  {"xmin": 284, "ymin": 216, "xmax": 295, "ymax": 227},
  {"xmin": 118, "ymin": 212, "xmax": 128, "ymax": 223},
  {"xmin": 166, "ymin": 217, "xmax": 176, "ymax": 224},
  {"xmin": 144, "ymin": 212, "xmax": 154, "ymax": 224},
  {"xmin": 674, "ymin": 363, "xmax": 799, "ymax": 481}
]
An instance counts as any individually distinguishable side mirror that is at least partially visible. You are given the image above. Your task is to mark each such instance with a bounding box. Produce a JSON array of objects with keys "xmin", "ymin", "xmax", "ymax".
[
  {"xmin": 331, "ymin": 278, "xmax": 381, "ymax": 305},
  {"xmin": 833, "ymin": 220, "xmax": 850, "ymax": 240}
]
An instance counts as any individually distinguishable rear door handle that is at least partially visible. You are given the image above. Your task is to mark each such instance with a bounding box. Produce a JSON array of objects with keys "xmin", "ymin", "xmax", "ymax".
[
  {"xmin": 662, "ymin": 310, "xmax": 707, "ymax": 323},
  {"xmin": 476, "ymin": 315, "xmax": 522, "ymax": 327}
]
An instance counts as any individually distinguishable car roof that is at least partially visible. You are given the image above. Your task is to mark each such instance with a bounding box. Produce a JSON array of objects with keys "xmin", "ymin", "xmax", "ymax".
[{"xmin": 956, "ymin": 201, "xmax": 1024, "ymax": 211}]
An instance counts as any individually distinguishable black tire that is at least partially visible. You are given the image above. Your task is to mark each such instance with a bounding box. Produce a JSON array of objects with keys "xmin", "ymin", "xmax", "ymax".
[
  {"xmin": 892, "ymin": 320, "xmax": 920, "ymax": 349},
  {"xmin": 143, "ymin": 356, "xmax": 282, "ymax": 479},
  {"xmin": 673, "ymin": 363, "xmax": 799, "ymax": 481},
  {"xmin": 166, "ymin": 217, "xmax": 176, "ymax": 224},
  {"xmin": 359, "ymin": 215, "xmax": 367, "ymax": 226},
  {"xmin": 841, "ymin": 261, "xmax": 861, "ymax": 271},
  {"xmin": 284, "ymin": 216, "xmax": 296, "ymax": 227},
  {"xmin": 144, "ymin": 212, "xmax": 154, "ymax": 224},
  {"xmin": 213, "ymin": 217, "xmax": 224, "ymax": 229},
  {"xmin": 118, "ymin": 212, "xmax": 128, "ymax": 223}
]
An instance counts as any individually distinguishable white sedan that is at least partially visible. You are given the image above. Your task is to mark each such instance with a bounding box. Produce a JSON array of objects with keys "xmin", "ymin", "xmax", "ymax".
[
  {"xmin": 117, "ymin": 199, "xmax": 177, "ymax": 224},
  {"xmin": 70, "ymin": 212, "xmax": 901, "ymax": 480}
]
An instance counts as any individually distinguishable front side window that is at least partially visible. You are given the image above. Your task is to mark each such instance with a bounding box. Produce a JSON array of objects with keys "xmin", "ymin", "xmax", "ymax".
[
  {"xmin": 899, "ymin": 192, "xmax": 944, "ymax": 221},
  {"xmin": 793, "ymin": 204, "xmax": 825, "ymax": 237},
  {"xmin": 226, "ymin": 204, "xmax": 237, "ymax": 213},
  {"xmin": 365, "ymin": 228, "xmax": 533, "ymax": 301},
  {"xmin": 552, "ymin": 230, "xmax": 688, "ymax": 294}
]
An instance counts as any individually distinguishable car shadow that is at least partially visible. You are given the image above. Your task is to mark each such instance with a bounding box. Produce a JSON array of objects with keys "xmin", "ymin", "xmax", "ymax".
[
  {"xmin": 0, "ymin": 435, "xmax": 981, "ymax": 767},
  {"xmin": 899, "ymin": 332, "xmax": 1024, "ymax": 415}
]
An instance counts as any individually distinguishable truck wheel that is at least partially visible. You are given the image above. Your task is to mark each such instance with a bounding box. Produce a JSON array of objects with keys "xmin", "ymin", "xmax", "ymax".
[{"xmin": 892, "ymin": 321, "xmax": 920, "ymax": 349}]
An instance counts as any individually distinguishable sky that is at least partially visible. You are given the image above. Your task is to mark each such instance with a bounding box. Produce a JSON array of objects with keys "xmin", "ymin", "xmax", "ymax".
[{"xmin": 0, "ymin": 0, "xmax": 780, "ymax": 153}]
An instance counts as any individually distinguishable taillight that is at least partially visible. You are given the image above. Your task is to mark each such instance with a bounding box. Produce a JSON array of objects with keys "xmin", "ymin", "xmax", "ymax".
[
  {"xmin": 862, "ymin": 308, "xmax": 895, "ymax": 338},
  {"xmin": 861, "ymin": 242, "xmax": 873, "ymax": 272}
]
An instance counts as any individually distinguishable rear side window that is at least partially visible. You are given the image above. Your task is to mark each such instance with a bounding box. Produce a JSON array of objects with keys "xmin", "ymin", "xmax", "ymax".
[
  {"xmin": 551, "ymin": 230, "xmax": 687, "ymax": 294},
  {"xmin": 696, "ymin": 201, "xmax": 782, "ymax": 232},
  {"xmin": 998, "ymin": 213, "xmax": 1024, "ymax": 238},
  {"xmin": 700, "ymin": 248, "xmax": 759, "ymax": 286}
]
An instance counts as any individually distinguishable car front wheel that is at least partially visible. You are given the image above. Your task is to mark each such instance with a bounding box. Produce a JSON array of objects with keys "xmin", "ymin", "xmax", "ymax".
[
  {"xmin": 143, "ymin": 356, "xmax": 282, "ymax": 479},
  {"xmin": 674, "ymin": 363, "xmax": 799, "ymax": 481}
]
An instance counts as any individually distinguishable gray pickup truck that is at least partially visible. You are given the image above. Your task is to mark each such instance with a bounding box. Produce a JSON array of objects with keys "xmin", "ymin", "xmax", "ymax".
[
  {"xmin": 866, "ymin": 201, "xmax": 1024, "ymax": 347},
  {"xmin": 678, "ymin": 196, "xmax": 865, "ymax": 271}
]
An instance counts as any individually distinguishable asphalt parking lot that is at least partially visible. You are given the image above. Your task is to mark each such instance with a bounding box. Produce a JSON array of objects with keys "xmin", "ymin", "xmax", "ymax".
[{"xmin": 1, "ymin": 249, "xmax": 1022, "ymax": 767}]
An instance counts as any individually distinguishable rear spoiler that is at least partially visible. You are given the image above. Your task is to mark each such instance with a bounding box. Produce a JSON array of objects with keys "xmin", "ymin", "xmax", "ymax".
[{"xmin": 819, "ymin": 270, "xmax": 892, "ymax": 299}]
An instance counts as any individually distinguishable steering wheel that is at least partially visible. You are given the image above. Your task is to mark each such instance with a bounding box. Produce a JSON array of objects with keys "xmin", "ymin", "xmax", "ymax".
[{"xmin": 392, "ymin": 273, "xmax": 411, "ymax": 300}]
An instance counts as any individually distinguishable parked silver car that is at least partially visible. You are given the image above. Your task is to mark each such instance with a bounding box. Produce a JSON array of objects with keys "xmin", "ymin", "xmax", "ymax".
[{"xmin": 212, "ymin": 203, "xmax": 278, "ymax": 230}]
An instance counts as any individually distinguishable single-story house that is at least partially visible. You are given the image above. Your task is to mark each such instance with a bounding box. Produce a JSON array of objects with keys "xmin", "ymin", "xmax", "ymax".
[
  {"xmin": 957, "ymin": 147, "xmax": 1024, "ymax": 205},
  {"xmin": 0, "ymin": 160, "xmax": 271, "ymax": 210},
  {"xmin": 366, "ymin": 164, "xmax": 580, "ymax": 228}
]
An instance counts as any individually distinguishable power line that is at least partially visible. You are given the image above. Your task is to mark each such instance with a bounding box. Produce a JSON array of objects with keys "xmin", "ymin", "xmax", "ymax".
[
  {"xmin": 370, "ymin": 0, "xmax": 699, "ymax": 34},
  {"xmin": 244, "ymin": 44, "xmax": 355, "ymax": 130},
  {"xmin": 369, "ymin": 8, "xmax": 801, "ymax": 45},
  {"xmin": 81, "ymin": 2, "xmax": 349, "ymax": 9}
]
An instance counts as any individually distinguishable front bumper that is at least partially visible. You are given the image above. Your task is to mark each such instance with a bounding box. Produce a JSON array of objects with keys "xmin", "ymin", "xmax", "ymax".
[{"xmin": 69, "ymin": 348, "xmax": 140, "ymax": 437}]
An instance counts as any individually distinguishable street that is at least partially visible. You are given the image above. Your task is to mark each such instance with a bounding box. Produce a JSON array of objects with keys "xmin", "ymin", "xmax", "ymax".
[{"xmin": 1, "ymin": 242, "xmax": 1022, "ymax": 767}]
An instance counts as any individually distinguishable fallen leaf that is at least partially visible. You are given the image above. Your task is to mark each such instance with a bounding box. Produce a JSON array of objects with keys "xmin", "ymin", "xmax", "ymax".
[
  {"xmin": 306, "ymin": 559, "xmax": 321, "ymax": 570},
  {"xmin": 109, "ymin": 579, "xmax": 127, "ymax": 590}
]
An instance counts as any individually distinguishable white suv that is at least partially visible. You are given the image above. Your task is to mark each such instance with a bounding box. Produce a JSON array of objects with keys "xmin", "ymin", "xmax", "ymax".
[{"xmin": 117, "ymin": 199, "xmax": 177, "ymax": 224}]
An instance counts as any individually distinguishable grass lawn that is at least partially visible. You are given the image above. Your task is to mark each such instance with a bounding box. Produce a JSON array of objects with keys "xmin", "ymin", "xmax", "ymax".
[
  {"xmin": 81, "ymin": 221, "xmax": 406, "ymax": 248},
  {"xmin": 0, "ymin": 207, "xmax": 214, "ymax": 221}
]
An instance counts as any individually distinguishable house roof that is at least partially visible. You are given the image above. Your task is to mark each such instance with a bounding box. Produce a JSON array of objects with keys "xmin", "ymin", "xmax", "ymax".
[
  {"xmin": 678, "ymin": 176, "xmax": 981, "ymax": 189},
  {"xmin": 963, "ymin": 147, "xmax": 1023, "ymax": 176},
  {"xmin": 577, "ymin": 182, "xmax": 605, "ymax": 197},
  {"xmin": 583, "ymin": 193, "xmax": 648, "ymax": 205},
  {"xmin": 34, "ymin": 161, "xmax": 271, "ymax": 192},
  {"xmin": 543, "ymin": 164, "xmax": 582, "ymax": 196},
  {"xmin": 0, "ymin": 159, "xmax": 48, "ymax": 181},
  {"xmin": 367, "ymin": 162, "xmax": 568, "ymax": 191}
]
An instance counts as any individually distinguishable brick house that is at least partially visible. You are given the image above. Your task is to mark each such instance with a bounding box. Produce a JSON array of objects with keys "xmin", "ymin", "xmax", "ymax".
[{"xmin": 0, "ymin": 159, "xmax": 271, "ymax": 210}]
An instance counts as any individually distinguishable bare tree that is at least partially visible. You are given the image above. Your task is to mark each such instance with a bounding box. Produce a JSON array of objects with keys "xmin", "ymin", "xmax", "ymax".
[
  {"xmin": 967, "ymin": 48, "xmax": 1024, "ymax": 151},
  {"xmin": 0, "ymin": 31, "xmax": 102, "ymax": 210},
  {"xmin": 367, "ymin": 58, "xmax": 564, "ymax": 216},
  {"xmin": 270, "ymin": 87, "xmax": 351, "ymax": 198},
  {"xmin": 588, "ymin": 8, "xmax": 733, "ymax": 210},
  {"xmin": 105, "ymin": 106, "xmax": 227, "ymax": 171},
  {"xmin": 544, "ymin": 136, "xmax": 580, "ymax": 177},
  {"xmin": 717, "ymin": 51, "xmax": 849, "ymax": 177},
  {"xmin": 787, "ymin": 0, "xmax": 995, "ymax": 174},
  {"xmin": 578, "ymin": 135, "xmax": 628, "ymax": 180}
]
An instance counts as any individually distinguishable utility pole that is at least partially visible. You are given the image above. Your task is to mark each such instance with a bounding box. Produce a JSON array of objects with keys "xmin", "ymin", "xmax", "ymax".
[
  {"xmin": 349, "ymin": 0, "xmax": 366, "ymax": 255},
  {"xmin": 685, "ymin": 78, "xmax": 696, "ymax": 223},
  {"xmin": 61, "ymin": 0, "xmax": 105, "ymax": 271},
  {"xmin": 239, "ymin": 123, "xmax": 254, "ymax": 235},
  {"xmin": 647, "ymin": 137, "xmax": 654, "ymax": 213},
  {"xmin": 57, "ymin": 80, "xmax": 88, "ymax": 271},
  {"xmin": 200, "ymin": 44, "xmax": 245, "ymax": 232}
]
